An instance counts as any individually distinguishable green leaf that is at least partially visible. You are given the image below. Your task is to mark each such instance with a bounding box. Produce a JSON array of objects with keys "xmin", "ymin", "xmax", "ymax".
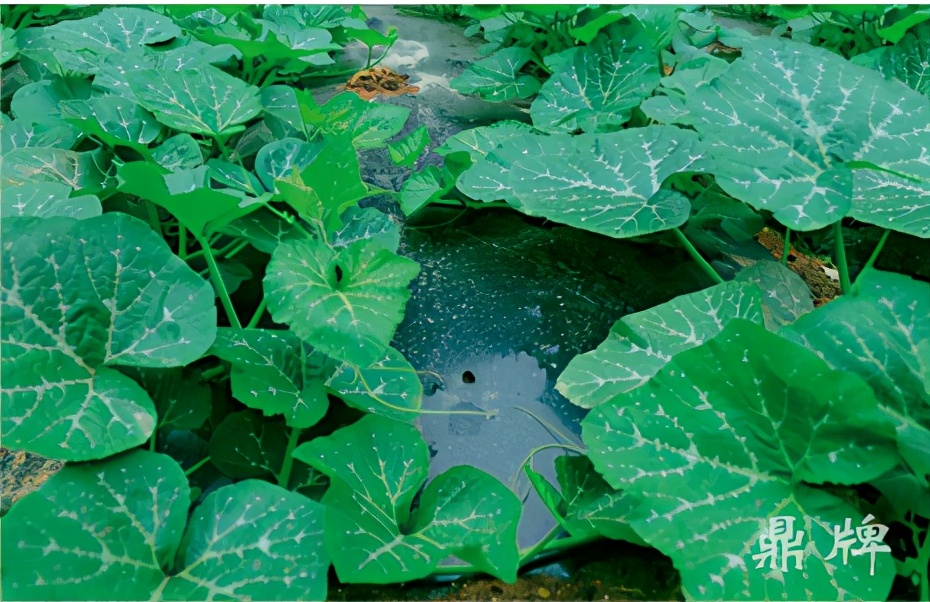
[
  {"xmin": 583, "ymin": 320, "xmax": 898, "ymax": 601},
  {"xmin": 0, "ymin": 114, "xmax": 81, "ymax": 153},
  {"xmin": 327, "ymin": 345, "xmax": 422, "ymax": 422},
  {"xmin": 435, "ymin": 120, "xmax": 538, "ymax": 160},
  {"xmin": 142, "ymin": 367, "xmax": 212, "ymax": 432},
  {"xmin": 451, "ymin": 46, "xmax": 541, "ymax": 101},
  {"xmin": 554, "ymin": 456, "xmax": 643, "ymax": 544},
  {"xmin": 783, "ymin": 269, "xmax": 930, "ymax": 484},
  {"xmin": 151, "ymin": 134, "xmax": 204, "ymax": 171},
  {"xmin": 399, "ymin": 165, "xmax": 449, "ymax": 216},
  {"xmin": 1, "ymin": 213, "xmax": 216, "ymax": 461},
  {"xmin": 211, "ymin": 328, "xmax": 334, "ymax": 429},
  {"xmin": 332, "ymin": 206, "xmax": 400, "ymax": 252},
  {"xmin": 302, "ymin": 92, "xmax": 410, "ymax": 150},
  {"xmin": 209, "ymin": 410, "xmax": 288, "ymax": 479},
  {"xmin": 11, "ymin": 77, "xmax": 94, "ymax": 125},
  {"xmin": 117, "ymin": 162, "xmax": 268, "ymax": 237},
  {"xmin": 531, "ymin": 27, "xmax": 660, "ymax": 133},
  {"xmin": 877, "ymin": 6, "xmax": 930, "ymax": 43},
  {"xmin": 264, "ymin": 237, "xmax": 420, "ymax": 363},
  {"xmin": 255, "ymin": 137, "xmax": 323, "ymax": 192},
  {"xmin": 653, "ymin": 37, "xmax": 930, "ymax": 235},
  {"xmin": 856, "ymin": 23, "xmax": 930, "ymax": 97},
  {"xmin": 1, "ymin": 450, "xmax": 328, "ymax": 600},
  {"xmin": 220, "ymin": 208, "xmax": 299, "ymax": 254},
  {"xmin": 556, "ymin": 281, "xmax": 763, "ymax": 408},
  {"xmin": 207, "ymin": 159, "xmax": 265, "ymax": 196},
  {"xmin": 459, "ymin": 127, "xmax": 709, "ymax": 237},
  {"xmin": 60, "ymin": 96, "xmax": 163, "ymax": 152},
  {"xmin": 2, "ymin": 25, "xmax": 18, "ymax": 64},
  {"xmin": 301, "ymin": 136, "xmax": 370, "ymax": 216},
  {"xmin": 127, "ymin": 65, "xmax": 262, "ymax": 137},
  {"xmin": 262, "ymin": 85, "xmax": 305, "ymax": 139},
  {"xmin": 388, "ymin": 125, "xmax": 430, "ymax": 168},
  {"xmin": 0, "ymin": 182, "xmax": 101, "ymax": 219},
  {"xmin": 17, "ymin": 7, "xmax": 181, "ymax": 75},
  {"xmin": 681, "ymin": 186, "xmax": 765, "ymax": 253},
  {"xmin": 1, "ymin": 147, "xmax": 109, "ymax": 194},
  {"xmin": 295, "ymin": 415, "xmax": 521, "ymax": 583},
  {"xmin": 735, "ymin": 261, "xmax": 814, "ymax": 329}
]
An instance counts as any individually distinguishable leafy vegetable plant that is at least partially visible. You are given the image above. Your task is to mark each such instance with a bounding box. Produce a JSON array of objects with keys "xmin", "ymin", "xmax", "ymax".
[{"xmin": 2, "ymin": 4, "xmax": 929, "ymax": 602}]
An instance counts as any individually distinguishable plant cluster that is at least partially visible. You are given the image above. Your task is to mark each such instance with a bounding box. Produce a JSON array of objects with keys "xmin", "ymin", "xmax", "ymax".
[{"xmin": 1, "ymin": 4, "xmax": 929, "ymax": 602}]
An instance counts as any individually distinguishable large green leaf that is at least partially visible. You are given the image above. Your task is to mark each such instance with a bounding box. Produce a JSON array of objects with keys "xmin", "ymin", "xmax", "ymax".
[
  {"xmin": 254, "ymin": 137, "xmax": 323, "ymax": 192},
  {"xmin": 1, "ymin": 147, "xmax": 109, "ymax": 194},
  {"xmin": 10, "ymin": 78, "xmax": 93, "ymax": 125},
  {"xmin": 458, "ymin": 127, "xmax": 708, "ymax": 237},
  {"xmin": 530, "ymin": 26, "xmax": 660, "ymax": 133},
  {"xmin": 855, "ymin": 23, "xmax": 929, "ymax": 97},
  {"xmin": 117, "ymin": 162, "xmax": 268, "ymax": 237},
  {"xmin": 450, "ymin": 46, "xmax": 541, "ymax": 101},
  {"xmin": 1, "ymin": 25, "xmax": 18, "ymax": 64},
  {"xmin": 294, "ymin": 415, "xmax": 521, "ymax": 584},
  {"xmin": 583, "ymin": 320, "xmax": 899, "ymax": 601},
  {"xmin": 556, "ymin": 281, "xmax": 763, "ymax": 408},
  {"xmin": 126, "ymin": 65, "xmax": 262, "ymax": 137},
  {"xmin": 331, "ymin": 206, "xmax": 400, "ymax": 252},
  {"xmin": 1, "ymin": 213, "xmax": 216, "ymax": 461},
  {"xmin": 16, "ymin": 7, "xmax": 181, "ymax": 75},
  {"xmin": 0, "ymin": 114, "xmax": 81, "ymax": 153},
  {"xmin": 326, "ymin": 345, "xmax": 422, "ymax": 422},
  {"xmin": 210, "ymin": 328, "xmax": 334, "ymax": 429},
  {"xmin": 783, "ymin": 269, "xmax": 930, "ymax": 484},
  {"xmin": 151, "ymin": 134, "xmax": 204, "ymax": 171},
  {"xmin": 264, "ymin": 237, "xmax": 419, "ymax": 363},
  {"xmin": 647, "ymin": 37, "xmax": 930, "ymax": 236},
  {"xmin": 2, "ymin": 451, "xmax": 328, "ymax": 600},
  {"xmin": 0, "ymin": 182, "xmax": 101, "ymax": 219},
  {"xmin": 60, "ymin": 96, "xmax": 163, "ymax": 152}
]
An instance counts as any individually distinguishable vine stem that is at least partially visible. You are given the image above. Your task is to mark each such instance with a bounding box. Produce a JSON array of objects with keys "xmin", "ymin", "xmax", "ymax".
[
  {"xmin": 184, "ymin": 456, "xmax": 212, "ymax": 478},
  {"xmin": 277, "ymin": 427, "xmax": 302, "ymax": 489},
  {"xmin": 672, "ymin": 228, "xmax": 725, "ymax": 284},
  {"xmin": 832, "ymin": 222, "xmax": 852, "ymax": 294},
  {"xmin": 247, "ymin": 298, "xmax": 268, "ymax": 329},
  {"xmin": 518, "ymin": 525, "xmax": 563, "ymax": 566},
  {"xmin": 179, "ymin": 225, "xmax": 188, "ymax": 259},
  {"xmin": 781, "ymin": 228, "xmax": 791, "ymax": 266},
  {"xmin": 860, "ymin": 229, "xmax": 890, "ymax": 275},
  {"xmin": 198, "ymin": 234, "xmax": 242, "ymax": 329}
]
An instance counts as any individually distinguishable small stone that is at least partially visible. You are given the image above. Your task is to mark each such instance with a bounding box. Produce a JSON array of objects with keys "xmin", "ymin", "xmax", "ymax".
[{"xmin": 537, "ymin": 587, "xmax": 551, "ymax": 599}]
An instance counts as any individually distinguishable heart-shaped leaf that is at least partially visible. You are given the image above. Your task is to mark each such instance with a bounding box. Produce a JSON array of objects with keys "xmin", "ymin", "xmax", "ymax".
[
  {"xmin": 117, "ymin": 162, "xmax": 268, "ymax": 237},
  {"xmin": 255, "ymin": 137, "xmax": 323, "ymax": 192},
  {"xmin": 211, "ymin": 328, "xmax": 334, "ymax": 428},
  {"xmin": 556, "ymin": 280, "xmax": 763, "ymax": 408},
  {"xmin": 60, "ymin": 95, "xmax": 163, "ymax": 152},
  {"xmin": 264, "ymin": 237, "xmax": 419, "ymax": 364},
  {"xmin": 294, "ymin": 415, "xmax": 521, "ymax": 584},
  {"xmin": 127, "ymin": 65, "xmax": 262, "ymax": 137},
  {"xmin": 583, "ymin": 320, "xmax": 899, "ymax": 601},
  {"xmin": 1, "ymin": 450, "xmax": 329, "ymax": 601},
  {"xmin": 783, "ymin": 269, "xmax": 930, "ymax": 484},
  {"xmin": 151, "ymin": 134, "xmax": 204, "ymax": 171},
  {"xmin": 451, "ymin": 46, "xmax": 541, "ymax": 101},
  {"xmin": 0, "ymin": 182, "xmax": 101, "ymax": 219},
  {"xmin": 459, "ymin": 127, "xmax": 709, "ymax": 238},
  {"xmin": 648, "ymin": 37, "xmax": 930, "ymax": 236},
  {"xmin": 531, "ymin": 26, "xmax": 660, "ymax": 133},
  {"xmin": 1, "ymin": 147, "xmax": 109, "ymax": 194},
  {"xmin": 1, "ymin": 213, "xmax": 216, "ymax": 461},
  {"xmin": 388, "ymin": 125, "xmax": 430, "ymax": 167},
  {"xmin": 326, "ymin": 345, "xmax": 422, "ymax": 422}
]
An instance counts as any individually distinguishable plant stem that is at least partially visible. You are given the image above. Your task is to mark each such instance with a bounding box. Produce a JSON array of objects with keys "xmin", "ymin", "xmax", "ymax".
[
  {"xmin": 179, "ymin": 225, "xmax": 188, "ymax": 259},
  {"xmin": 832, "ymin": 222, "xmax": 851, "ymax": 294},
  {"xmin": 149, "ymin": 431, "xmax": 157, "ymax": 452},
  {"xmin": 860, "ymin": 229, "xmax": 890, "ymax": 274},
  {"xmin": 518, "ymin": 525, "xmax": 563, "ymax": 566},
  {"xmin": 672, "ymin": 228, "xmax": 725, "ymax": 284},
  {"xmin": 144, "ymin": 201, "xmax": 162, "ymax": 236},
  {"xmin": 247, "ymin": 298, "xmax": 268, "ymax": 329},
  {"xmin": 781, "ymin": 228, "xmax": 791, "ymax": 266},
  {"xmin": 201, "ymin": 365, "xmax": 226, "ymax": 381},
  {"xmin": 199, "ymin": 236, "xmax": 242, "ymax": 329},
  {"xmin": 277, "ymin": 427, "xmax": 302, "ymax": 489},
  {"xmin": 222, "ymin": 240, "xmax": 251, "ymax": 259},
  {"xmin": 184, "ymin": 456, "xmax": 212, "ymax": 478}
]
